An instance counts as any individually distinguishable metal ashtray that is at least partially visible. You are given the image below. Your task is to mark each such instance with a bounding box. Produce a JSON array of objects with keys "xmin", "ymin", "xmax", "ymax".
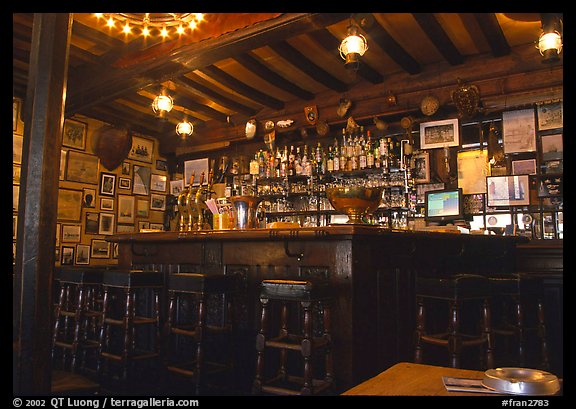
[{"xmin": 482, "ymin": 368, "xmax": 560, "ymax": 395}]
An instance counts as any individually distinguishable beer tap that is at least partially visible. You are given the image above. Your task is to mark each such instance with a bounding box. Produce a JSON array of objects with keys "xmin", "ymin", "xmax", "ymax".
[
  {"xmin": 185, "ymin": 172, "xmax": 196, "ymax": 231},
  {"xmin": 177, "ymin": 172, "xmax": 194, "ymax": 231},
  {"xmin": 194, "ymin": 172, "xmax": 205, "ymax": 230}
]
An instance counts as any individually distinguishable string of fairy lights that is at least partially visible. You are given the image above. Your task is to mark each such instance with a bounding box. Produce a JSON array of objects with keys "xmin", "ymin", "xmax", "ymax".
[{"xmin": 93, "ymin": 13, "xmax": 206, "ymax": 39}]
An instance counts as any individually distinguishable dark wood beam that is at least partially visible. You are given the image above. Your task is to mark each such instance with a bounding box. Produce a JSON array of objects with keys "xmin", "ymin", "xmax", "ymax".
[
  {"xmin": 412, "ymin": 13, "xmax": 464, "ymax": 65},
  {"xmin": 473, "ymin": 13, "xmax": 511, "ymax": 57},
  {"xmin": 233, "ymin": 52, "xmax": 315, "ymax": 100},
  {"xmin": 169, "ymin": 91, "xmax": 230, "ymax": 123},
  {"xmin": 120, "ymin": 93, "xmax": 206, "ymax": 127}
]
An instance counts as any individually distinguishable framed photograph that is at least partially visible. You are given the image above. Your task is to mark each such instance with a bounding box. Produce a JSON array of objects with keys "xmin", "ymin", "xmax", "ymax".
[
  {"xmin": 13, "ymin": 98, "xmax": 20, "ymax": 132},
  {"xmin": 537, "ymin": 101, "xmax": 563, "ymax": 131},
  {"xmin": 150, "ymin": 194, "xmax": 166, "ymax": 211},
  {"xmin": 118, "ymin": 177, "xmax": 131, "ymax": 190},
  {"xmin": 457, "ymin": 149, "xmax": 490, "ymax": 194},
  {"xmin": 543, "ymin": 160, "xmax": 563, "ymax": 175},
  {"xmin": 99, "ymin": 172, "xmax": 116, "ymax": 197},
  {"xmin": 98, "ymin": 213, "xmax": 115, "ymax": 235},
  {"xmin": 133, "ymin": 165, "xmax": 151, "ymax": 195},
  {"xmin": 75, "ymin": 244, "xmax": 91, "ymax": 265},
  {"xmin": 91, "ymin": 239, "xmax": 110, "ymax": 259},
  {"xmin": 61, "ymin": 224, "xmax": 81, "ymax": 243},
  {"xmin": 486, "ymin": 175, "xmax": 530, "ymax": 207},
  {"xmin": 55, "ymin": 223, "xmax": 60, "ymax": 245},
  {"xmin": 61, "ymin": 246, "xmax": 75, "ymax": 265},
  {"xmin": 419, "ymin": 118, "xmax": 459, "ymax": 150},
  {"xmin": 412, "ymin": 152, "xmax": 430, "ymax": 183},
  {"xmin": 170, "ymin": 179, "xmax": 184, "ymax": 196},
  {"xmin": 66, "ymin": 150, "xmax": 100, "ymax": 184},
  {"xmin": 116, "ymin": 224, "xmax": 135, "ymax": 233},
  {"xmin": 62, "ymin": 118, "xmax": 87, "ymax": 150},
  {"xmin": 85, "ymin": 212, "xmax": 100, "ymax": 234},
  {"xmin": 13, "ymin": 165, "xmax": 21, "ymax": 185},
  {"xmin": 150, "ymin": 174, "xmax": 167, "ymax": 192},
  {"xmin": 138, "ymin": 221, "xmax": 150, "ymax": 232},
  {"xmin": 149, "ymin": 223, "xmax": 164, "ymax": 231},
  {"xmin": 13, "ymin": 134, "xmax": 23, "ymax": 164},
  {"xmin": 100, "ymin": 197, "xmax": 114, "ymax": 212},
  {"xmin": 184, "ymin": 158, "xmax": 209, "ymax": 186},
  {"xmin": 82, "ymin": 187, "xmax": 96, "ymax": 208},
  {"xmin": 538, "ymin": 175, "xmax": 562, "ymax": 198},
  {"xmin": 136, "ymin": 199, "xmax": 149, "ymax": 218},
  {"xmin": 57, "ymin": 188, "xmax": 83, "ymax": 221},
  {"xmin": 118, "ymin": 195, "xmax": 135, "ymax": 224},
  {"xmin": 502, "ymin": 109, "xmax": 536, "ymax": 153},
  {"xmin": 60, "ymin": 150, "xmax": 66, "ymax": 180},
  {"xmin": 122, "ymin": 161, "xmax": 131, "ymax": 175},
  {"xmin": 156, "ymin": 159, "xmax": 168, "ymax": 171},
  {"xmin": 541, "ymin": 133, "xmax": 563, "ymax": 161},
  {"xmin": 13, "ymin": 185, "xmax": 20, "ymax": 211},
  {"xmin": 128, "ymin": 135, "xmax": 154, "ymax": 163},
  {"xmin": 416, "ymin": 182, "xmax": 445, "ymax": 204},
  {"xmin": 13, "ymin": 215, "xmax": 17, "ymax": 240},
  {"xmin": 512, "ymin": 159, "xmax": 537, "ymax": 175}
]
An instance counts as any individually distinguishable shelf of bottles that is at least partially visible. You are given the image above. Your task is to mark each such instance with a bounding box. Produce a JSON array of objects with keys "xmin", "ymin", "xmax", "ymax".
[{"xmin": 223, "ymin": 126, "xmax": 418, "ymax": 228}]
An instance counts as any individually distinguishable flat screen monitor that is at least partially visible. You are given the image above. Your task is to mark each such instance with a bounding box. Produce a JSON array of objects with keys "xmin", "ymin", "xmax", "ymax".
[
  {"xmin": 424, "ymin": 188, "xmax": 463, "ymax": 224},
  {"xmin": 486, "ymin": 175, "xmax": 530, "ymax": 207}
]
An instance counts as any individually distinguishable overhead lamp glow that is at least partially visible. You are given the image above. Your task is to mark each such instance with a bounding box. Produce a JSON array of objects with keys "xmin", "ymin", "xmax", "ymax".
[
  {"xmin": 176, "ymin": 120, "xmax": 193, "ymax": 137},
  {"xmin": 537, "ymin": 31, "xmax": 562, "ymax": 62},
  {"xmin": 152, "ymin": 94, "xmax": 173, "ymax": 119},
  {"xmin": 339, "ymin": 23, "xmax": 368, "ymax": 69}
]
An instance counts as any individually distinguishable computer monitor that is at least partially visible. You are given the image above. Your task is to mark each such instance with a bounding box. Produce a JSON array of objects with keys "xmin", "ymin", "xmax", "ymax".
[
  {"xmin": 486, "ymin": 175, "xmax": 530, "ymax": 207},
  {"xmin": 424, "ymin": 188, "xmax": 464, "ymax": 225}
]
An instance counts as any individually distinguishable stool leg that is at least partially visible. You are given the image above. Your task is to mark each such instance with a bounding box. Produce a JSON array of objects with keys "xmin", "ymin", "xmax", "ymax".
[
  {"xmin": 52, "ymin": 284, "xmax": 66, "ymax": 363},
  {"xmin": 300, "ymin": 300, "xmax": 313, "ymax": 395},
  {"xmin": 253, "ymin": 298, "xmax": 269, "ymax": 394},
  {"xmin": 448, "ymin": 300, "xmax": 462, "ymax": 368},
  {"xmin": 537, "ymin": 298, "xmax": 550, "ymax": 370},
  {"xmin": 122, "ymin": 288, "xmax": 134, "ymax": 383},
  {"xmin": 97, "ymin": 286, "xmax": 110, "ymax": 378},
  {"xmin": 194, "ymin": 294, "xmax": 207, "ymax": 395},
  {"xmin": 414, "ymin": 296, "xmax": 425, "ymax": 364},
  {"xmin": 278, "ymin": 302, "xmax": 288, "ymax": 380},
  {"xmin": 514, "ymin": 296, "xmax": 527, "ymax": 367},
  {"xmin": 322, "ymin": 301, "xmax": 334, "ymax": 387},
  {"xmin": 482, "ymin": 298, "xmax": 494, "ymax": 370},
  {"xmin": 71, "ymin": 284, "xmax": 86, "ymax": 372}
]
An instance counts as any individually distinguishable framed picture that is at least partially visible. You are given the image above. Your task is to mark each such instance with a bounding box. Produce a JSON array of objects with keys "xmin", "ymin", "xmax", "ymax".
[
  {"xmin": 98, "ymin": 213, "xmax": 115, "ymax": 235},
  {"xmin": 82, "ymin": 187, "xmax": 96, "ymax": 208},
  {"xmin": 61, "ymin": 224, "xmax": 81, "ymax": 243},
  {"xmin": 138, "ymin": 221, "xmax": 150, "ymax": 232},
  {"xmin": 118, "ymin": 177, "xmax": 131, "ymax": 190},
  {"xmin": 13, "ymin": 185, "xmax": 20, "ymax": 211},
  {"xmin": 537, "ymin": 101, "xmax": 563, "ymax": 131},
  {"xmin": 91, "ymin": 239, "xmax": 110, "ymax": 259},
  {"xmin": 412, "ymin": 151, "xmax": 430, "ymax": 183},
  {"xmin": 60, "ymin": 150, "xmax": 66, "ymax": 180},
  {"xmin": 538, "ymin": 175, "xmax": 562, "ymax": 198},
  {"xmin": 156, "ymin": 159, "xmax": 168, "ymax": 171},
  {"xmin": 118, "ymin": 195, "xmax": 135, "ymax": 224},
  {"xmin": 136, "ymin": 199, "xmax": 149, "ymax": 218},
  {"xmin": 122, "ymin": 161, "xmax": 131, "ymax": 175},
  {"xmin": 62, "ymin": 118, "xmax": 87, "ymax": 150},
  {"xmin": 61, "ymin": 246, "xmax": 75, "ymax": 265},
  {"xmin": 13, "ymin": 165, "xmax": 21, "ymax": 185},
  {"xmin": 541, "ymin": 133, "xmax": 563, "ymax": 161},
  {"xmin": 512, "ymin": 159, "xmax": 537, "ymax": 175},
  {"xmin": 150, "ymin": 194, "xmax": 166, "ymax": 211},
  {"xmin": 419, "ymin": 118, "xmax": 460, "ymax": 149},
  {"xmin": 55, "ymin": 223, "xmax": 60, "ymax": 245},
  {"xmin": 57, "ymin": 188, "xmax": 83, "ymax": 221},
  {"xmin": 502, "ymin": 109, "xmax": 536, "ymax": 153},
  {"xmin": 184, "ymin": 158, "xmax": 209, "ymax": 186},
  {"xmin": 84, "ymin": 212, "xmax": 100, "ymax": 234},
  {"xmin": 457, "ymin": 149, "xmax": 490, "ymax": 194},
  {"xmin": 416, "ymin": 182, "xmax": 445, "ymax": 204},
  {"xmin": 486, "ymin": 175, "xmax": 530, "ymax": 207},
  {"xmin": 149, "ymin": 223, "xmax": 164, "ymax": 231},
  {"xmin": 66, "ymin": 150, "xmax": 100, "ymax": 184},
  {"xmin": 75, "ymin": 244, "xmax": 91, "ymax": 265},
  {"xmin": 116, "ymin": 224, "xmax": 135, "ymax": 233},
  {"xmin": 133, "ymin": 165, "xmax": 151, "ymax": 195},
  {"xmin": 99, "ymin": 172, "xmax": 116, "ymax": 197},
  {"xmin": 150, "ymin": 174, "xmax": 167, "ymax": 192},
  {"xmin": 13, "ymin": 215, "xmax": 17, "ymax": 240},
  {"xmin": 128, "ymin": 135, "xmax": 154, "ymax": 163},
  {"xmin": 13, "ymin": 98, "xmax": 20, "ymax": 132},
  {"xmin": 100, "ymin": 197, "xmax": 114, "ymax": 212},
  {"xmin": 170, "ymin": 179, "xmax": 184, "ymax": 196},
  {"xmin": 13, "ymin": 134, "xmax": 23, "ymax": 164}
]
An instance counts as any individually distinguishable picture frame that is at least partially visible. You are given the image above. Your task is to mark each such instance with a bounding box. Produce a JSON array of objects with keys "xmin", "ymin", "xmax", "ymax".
[
  {"xmin": 512, "ymin": 158, "xmax": 537, "ymax": 175},
  {"xmin": 538, "ymin": 175, "xmax": 562, "ymax": 198},
  {"xmin": 99, "ymin": 172, "xmax": 116, "ymax": 197},
  {"xmin": 13, "ymin": 185, "xmax": 20, "ymax": 211},
  {"xmin": 184, "ymin": 158, "xmax": 209, "ymax": 186},
  {"xmin": 419, "ymin": 118, "xmax": 460, "ymax": 150},
  {"xmin": 75, "ymin": 244, "xmax": 91, "ymax": 265},
  {"xmin": 150, "ymin": 194, "xmax": 166, "ymax": 211},
  {"xmin": 62, "ymin": 118, "xmax": 87, "ymax": 150},
  {"xmin": 457, "ymin": 149, "xmax": 490, "ymax": 194},
  {"xmin": 156, "ymin": 159, "xmax": 168, "ymax": 171},
  {"xmin": 170, "ymin": 179, "xmax": 184, "ymax": 196},
  {"xmin": 60, "ymin": 150, "xmax": 66, "ymax": 180},
  {"xmin": 56, "ymin": 223, "xmax": 60, "ymax": 245},
  {"xmin": 116, "ymin": 224, "xmax": 135, "ymax": 233},
  {"xmin": 540, "ymin": 133, "xmax": 563, "ymax": 161},
  {"xmin": 502, "ymin": 109, "xmax": 536, "ymax": 153},
  {"xmin": 13, "ymin": 134, "xmax": 23, "ymax": 164},
  {"xmin": 537, "ymin": 101, "xmax": 563, "ymax": 131},
  {"xmin": 117, "ymin": 195, "xmax": 135, "ymax": 224},
  {"xmin": 486, "ymin": 175, "xmax": 530, "ymax": 207},
  {"xmin": 138, "ymin": 221, "xmax": 150, "ymax": 232},
  {"xmin": 82, "ymin": 187, "xmax": 96, "ymax": 208},
  {"xmin": 13, "ymin": 98, "xmax": 20, "ymax": 132},
  {"xmin": 57, "ymin": 188, "xmax": 83, "ymax": 221},
  {"xmin": 91, "ymin": 239, "xmax": 110, "ymax": 259},
  {"xmin": 149, "ymin": 223, "xmax": 164, "ymax": 231},
  {"xmin": 61, "ymin": 246, "xmax": 75, "ymax": 265},
  {"xmin": 136, "ymin": 199, "xmax": 149, "ymax": 218},
  {"xmin": 133, "ymin": 165, "xmax": 151, "ymax": 196},
  {"xmin": 122, "ymin": 161, "xmax": 131, "ymax": 175},
  {"xmin": 128, "ymin": 135, "xmax": 154, "ymax": 163},
  {"xmin": 66, "ymin": 150, "xmax": 100, "ymax": 185},
  {"xmin": 118, "ymin": 177, "xmax": 132, "ymax": 190},
  {"xmin": 61, "ymin": 224, "xmax": 81, "ymax": 243},
  {"xmin": 150, "ymin": 174, "xmax": 167, "ymax": 192},
  {"xmin": 84, "ymin": 212, "xmax": 100, "ymax": 234},
  {"xmin": 13, "ymin": 165, "xmax": 21, "ymax": 185},
  {"xmin": 416, "ymin": 182, "xmax": 445, "ymax": 204},
  {"xmin": 100, "ymin": 197, "xmax": 114, "ymax": 212},
  {"xmin": 13, "ymin": 215, "xmax": 17, "ymax": 240},
  {"xmin": 412, "ymin": 151, "xmax": 430, "ymax": 183},
  {"xmin": 98, "ymin": 213, "xmax": 115, "ymax": 235},
  {"xmin": 112, "ymin": 242, "xmax": 119, "ymax": 259}
]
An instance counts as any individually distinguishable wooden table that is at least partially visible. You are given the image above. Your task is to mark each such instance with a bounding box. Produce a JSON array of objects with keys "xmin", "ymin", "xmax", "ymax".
[{"xmin": 342, "ymin": 362, "xmax": 495, "ymax": 396}]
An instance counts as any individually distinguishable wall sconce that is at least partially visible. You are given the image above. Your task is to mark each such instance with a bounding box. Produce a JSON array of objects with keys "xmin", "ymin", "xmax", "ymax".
[
  {"xmin": 339, "ymin": 20, "xmax": 368, "ymax": 70},
  {"xmin": 176, "ymin": 120, "xmax": 193, "ymax": 137},
  {"xmin": 537, "ymin": 14, "xmax": 563, "ymax": 63},
  {"xmin": 152, "ymin": 93, "xmax": 173, "ymax": 119}
]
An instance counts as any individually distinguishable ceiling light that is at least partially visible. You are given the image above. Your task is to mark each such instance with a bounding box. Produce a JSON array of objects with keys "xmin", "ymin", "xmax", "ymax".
[
  {"xmin": 152, "ymin": 94, "xmax": 173, "ymax": 119},
  {"xmin": 94, "ymin": 13, "xmax": 206, "ymax": 39},
  {"xmin": 176, "ymin": 120, "xmax": 193, "ymax": 137},
  {"xmin": 339, "ymin": 20, "xmax": 368, "ymax": 70},
  {"xmin": 537, "ymin": 14, "xmax": 563, "ymax": 64}
]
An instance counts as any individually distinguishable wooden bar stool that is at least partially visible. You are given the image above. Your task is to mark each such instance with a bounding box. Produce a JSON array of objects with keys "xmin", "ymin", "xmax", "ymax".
[
  {"xmin": 164, "ymin": 273, "xmax": 238, "ymax": 395},
  {"xmin": 52, "ymin": 268, "xmax": 103, "ymax": 374},
  {"xmin": 97, "ymin": 270, "xmax": 163, "ymax": 387},
  {"xmin": 414, "ymin": 273, "xmax": 494, "ymax": 370},
  {"xmin": 488, "ymin": 273, "xmax": 550, "ymax": 370},
  {"xmin": 253, "ymin": 279, "xmax": 334, "ymax": 396}
]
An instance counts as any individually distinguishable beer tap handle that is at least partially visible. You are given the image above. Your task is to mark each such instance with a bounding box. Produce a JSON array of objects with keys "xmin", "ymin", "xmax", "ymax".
[{"xmin": 189, "ymin": 172, "xmax": 195, "ymax": 188}]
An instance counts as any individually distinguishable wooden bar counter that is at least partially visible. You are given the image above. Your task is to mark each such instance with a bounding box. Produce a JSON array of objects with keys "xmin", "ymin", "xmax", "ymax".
[{"xmin": 109, "ymin": 226, "xmax": 523, "ymax": 393}]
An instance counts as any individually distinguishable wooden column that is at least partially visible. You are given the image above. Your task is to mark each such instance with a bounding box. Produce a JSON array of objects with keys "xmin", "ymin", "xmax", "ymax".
[{"xmin": 13, "ymin": 13, "xmax": 72, "ymax": 395}]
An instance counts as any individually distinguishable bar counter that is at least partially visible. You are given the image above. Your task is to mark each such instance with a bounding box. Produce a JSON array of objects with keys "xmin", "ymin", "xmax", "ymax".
[{"xmin": 109, "ymin": 226, "xmax": 525, "ymax": 392}]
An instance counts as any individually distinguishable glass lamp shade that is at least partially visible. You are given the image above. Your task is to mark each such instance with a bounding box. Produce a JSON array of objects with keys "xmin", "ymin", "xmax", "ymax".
[
  {"xmin": 176, "ymin": 121, "xmax": 193, "ymax": 136},
  {"xmin": 152, "ymin": 95, "xmax": 174, "ymax": 116},
  {"xmin": 339, "ymin": 34, "xmax": 368, "ymax": 62},
  {"xmin": 538, "ymin": 31, "xmax": 562, "ymax": 62}
]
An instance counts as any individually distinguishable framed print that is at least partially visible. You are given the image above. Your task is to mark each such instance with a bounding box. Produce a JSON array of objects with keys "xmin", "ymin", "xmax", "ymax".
[
  {"xmin": 118, "ymin": 177, "xmax": 131, "ymax": 190},
  {"xmin": 13, "ymin": 165, "xmax": 21, "ymax": 184},
  {"xmin": 13, "ymin": 185, "xmax": 20, "ymax": 211},
  {"xmin": 61, "ymin": 246, "xmax": 75, "ymax": 265},
  {"xmin": 184, "ymin": 158, "xmax": 209, "ymax": 186},
  {"xmin": 457, "ymin": 149, "xmax": 490, "ymax": 194},
  {"xmin": 150, "ymin": 174, "xmax": 167, "ymax": 192},
  {"xmin": 116, "ymin": 224, "xmax": 135, "ymax": 233},
  {"xmin": 537, "ymin": 101, "xmax": 563, "ymax": 131},
  {"xmin": 66, "ymin": 151, "xmax": 100, "ymax": 184},
  {"xmin": 62, "ymin": 118, "xmax": 87, "ymax": 150},
  {"xmin": 75, "ymin": 244, "xmax": 91, "ymax": 265},
  {"xmin": 543, "ymin": 160, "xmax": 563, "ymax": 175},
  {"xmin": 60, "ymin": 150, "xmax": 66, "ymax": 180},
  {"xmin": 57, "ymin": 188, "xmax": 83, "ymax": 221},
  {"xmin": 502, "ymin": 109, "xmax": 536, "ymax": 153},
  {"xmin": 541, "ymin": 133, "xmax": 563, "ymax": 161},
  {"xmin": 13, "ymin": 98, "xmax": 20, "ymax": 132},
  {"xmin": 128, "ymin": 135, "xmax": 154, "ymax": 163},
  {"xmin": 138, "ymin": 221, "xmax": 150, "ymax": 232},
  {"xmin": 416, "ymin": 182, "xmax": 445, "ymax": 204},
  {"xmin": 61, "ymin": 224, "xmax": 81, "ymax": 243},
  {"xmin": 84, "ymin": 212, "xmax": 100, "ymax": 234},
  {"xmin": 99, "ymin": 172, "xmax": 116, "ymax": 197},
  {"xmin": 13, "ymin": 215, "xmax": 17, "ymax": 240},
  {"xmin": 91, "ymin": 239, "xmax": 110, "ymax": 259},
  {"xmin": 133, "ymin": 165, "xmax": 151, "ymax": 196},
  {"xmin": 136, "ymin": 199, "xmax": 149, "ymax": 218},
  {"xmin": 486, "ymin": 175, "xmax": 530, "ymax": 207},
  {"xmin": 100, "ymin": 197, "xmax": 114, "ymax": 212},
  {"xmin": 98, "ymin": 213, "xmax": 115, "ymax": 235},
  {"xmin": 512, "ymin": 159, "xmax": 537, "ymax": 175},
  {"xmin": 412, "ymin": 152, "xmax": 430, "ymax": 183},
  {"xmin": 538, "ymin": 175, "xmax": 562, "ymax": 197},
  {"xmin": 118, "ymin": 195, "xmax": 135, "ymax": 224},
  {"xmin": 122, "ymin": 161, "xmax": 131, "ymax": 175},
  {"xmin": 149, "ymin": 223, "xmax": 164, "ymax": 231},
  {"xmin": 419, "ymin": 119, "xmax": 459, "ymax": 149},
  {"xmin": 156, "ymin": 159, "xmax": 168, "ymax": 171},
  {"xmin": 82, "ymin": 187, "xmax": 96, "ymax": 208},
  {"xmin": 170, "ymin": 179, "xmax": 184, "ymax": 196},
  {"xmin": 55, "ymin": 223, "xmax": 60, "ymax": 245},
  {"xmin": 13, "ymin": 134, "xmax": 23, "ymax": 164},
  {"xmin": 150, "ymin": 194, "xmax": 166, "ymax": 211}
]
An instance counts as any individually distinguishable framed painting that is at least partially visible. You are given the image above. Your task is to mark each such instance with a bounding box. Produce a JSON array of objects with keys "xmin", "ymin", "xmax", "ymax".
[
  {"xmin": 150, "ymin": 174, "xmax": 167, "ymax": 192},
  {"xmin": 116, "ymin": 224, "xmax": 135, "ymax": 233},
  {"xmin": 412, "ymin": 151, "xmax": 430, "ymax": 183},
  {"xmin": 541, "ymin": 133, "xmax": 563, "ymax": 161},
  {"xmin": 57, "ymin": 188, "xmax": 83, "ymax": 221},
  {"xmin": 66, "ymin": 150, "xmax": 99, "ymax": 184},
  {"xmin": 13, "ymin": 98, "xmax": 20, "ymax": 132},
  {"xmin": 457, "ymin": 149, "xmax": 490, "ymax": 194},
  {"xmin": 13, "ymin": 165, "xmax": 20, "ymax": 185},
  {"xmin": 91, "ymin": 239, "xmax": 110, "ymax": 259},
  {"xmin": 502, "ymin": 109, "xmax": 536, "ymax": 153},
  {"xmin": 100, "ymin": 197, "xmax": 114, "ymax": 212},
  {"xmin": 13, "ymin": 185, "xmax": 20, "ymax": 211},
  {"xmin": 138, "ymin": 221, "xmax": 150, "ymax": 232},
  {"xmin": 537, "ymin": 101, "xmax": 562, "ymax": 131},
  {"xmin": 512, "ymin": 159, "xmax": 537, "ymax": 175},
  {"xmin": 128, "ymin": 135, "xmax": 154, "ymax": 163},
  {"xmin": 13, "ymin": 134, "xmax": 23, "ymax": 164},
  {"xmin": 170, "ymin": 179, "xmax": 184, "ymax": 196},
  {"xmin": 133, "ymin": 165, "xmax": 151, "ymax": 196},
  {"xmin": 136, "ymin": 199, "xmax": 149, "ymax": 218},
  {"xmin": 84, "ymin": 212, "xmax": 100, "ymax": 234},
  {"xmin": 156, "ymin": 159, "xmax": 168, "ymax": 171},
  {"xmin": 419, "ymin": 118, "xmax": 460, "ymax": 149},
  {"xmin": 118, "ymin": 195, "xmax": 135, "ymax": 224},
  {"xmin": 61, "ymin": 224, "xmax": 81, "ymax": 243},
  {"xmin": 98, "ymin": 213, "xmax": 115, "ymax": 235},
  {"xmin": 150, "ymin": 194, "xmax": 166, "ymax": 211},
  {"xmin": 99, "ymin": 172, "xmax": 116, "ymax": 197},
  {"xmin": 75, "ymin": 244, "xmax": 91, "ymax": 265},
  {"xmin": 60, "ymin": 150, "xmax": 66, "ymax": 180},
  {"xmin": 62, "ymin": 118, "xmax": 87, "ymax": 150},
  {"xmin": 82, "ymin": 187, "xmax": 96, "ymax": 208},
  {"xmin": 118, "ymin": 177, "xmax": 132, "ymax": 190},
  {"xmin": 122, "ymin": 161, "xmax": 131, "ymax": 175},
  {"xmin": 184, "ymin": 158, "xmax": 209, "ymax": 186},
  {"xmin": 149, "ymin": 223, "xmax": 164, "ymax": 231},
  {"xmin": 61, "ymin": 246, "xmax": 75, "ymax": 265}
]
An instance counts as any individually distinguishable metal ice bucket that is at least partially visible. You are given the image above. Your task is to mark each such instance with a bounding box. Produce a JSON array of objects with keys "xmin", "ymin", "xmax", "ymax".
[{"xmin": 230, "ymin": 195, "xmax": 263, "ymax": 229}]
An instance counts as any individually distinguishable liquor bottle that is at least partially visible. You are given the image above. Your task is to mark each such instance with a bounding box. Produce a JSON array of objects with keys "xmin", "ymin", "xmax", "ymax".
[
  {"xmin": 295, "ymin": 146, "xmax": 303, "ymax": 176},
  {"xmin": 366, "ymin": 131, "xmax": 374, "ymax": 169},
  {"xmin": 249, "ymin": 152, "xmax": 259, "ymax": 175},
  {"xmin": 326, "ymin": 145, "xmax": 334, "ymax": 172},
  {"xmin": 374, "ymin": 142, "xmax": 381, "ymax": 169},
  {"xmin": 339, "ymin": 140, "xmax": 347, "ymax": 172},
  {"xmin": 380, "ymin": 138, "xmax": 389, "ymax": 171},
  {"xmin": 287, "ymin": 145, "xmax": 295, "ymax": 176},
  {"xmin": 359, "ymin": 138, "xmax": 367, "ymax": 170},
  {"xmin": 333, "ymin": 139, "xmax": 340, "ymax": 172},
  {"xmin": 274, "ymin": 147, "xmax": 281, "ymax": 177},
  {"xmin": 280, "ymin": 146, "xmax": 288, "ymax": 177},
  {"xmin": 258, "ymin": 149, "xmax": 266, "ymax": 177}
]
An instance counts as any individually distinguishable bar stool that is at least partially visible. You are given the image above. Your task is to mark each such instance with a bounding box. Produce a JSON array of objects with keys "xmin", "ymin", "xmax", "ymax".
[
  {"xmin": 52, "ymin": 268, "xmax": 103, "ymax": 374},
  {"xmin": 414, "ymin": 273, "xmax": 494, "ymax": 370},
  {"xmin": 164, "ymin": 273, "xmax": 238, "ymax": 395},
  {"xmin": 97, "ymin": 270, "xmax": 163, "ymax": 386},
  {"xmin": 253, "ymin": 279, "xmax": 334, "ymax": 396},
  {"xmin": 488, "ymin": 273, "xmax": 550, "ymax": 370}
]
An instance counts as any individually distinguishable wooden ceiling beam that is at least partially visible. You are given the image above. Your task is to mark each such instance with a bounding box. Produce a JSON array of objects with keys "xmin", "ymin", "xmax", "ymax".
[
  {"xmin": 366, "ymin": 20, "xmax": 421, "ymax": 75},
  {"xmin": 473, "ymin": 13, "xmax": 511, "ymax": 57},
  {"xmin": 412, "ymin": 13, "xmax": 464, "ymax": 65}
]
